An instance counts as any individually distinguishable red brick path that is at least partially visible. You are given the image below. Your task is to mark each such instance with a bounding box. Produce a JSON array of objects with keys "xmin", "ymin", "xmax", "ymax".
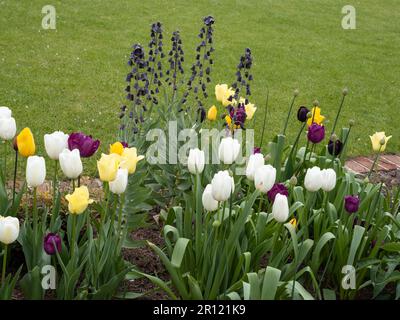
[{"xmin": 345, "ymin": 154, "xmax": 400, "ymax": 174}]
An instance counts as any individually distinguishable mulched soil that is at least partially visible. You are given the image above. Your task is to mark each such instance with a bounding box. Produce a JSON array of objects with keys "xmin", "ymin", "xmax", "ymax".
[{"xmin": 119, "ymin": 224, "xmax": 170, "ymax": 300}]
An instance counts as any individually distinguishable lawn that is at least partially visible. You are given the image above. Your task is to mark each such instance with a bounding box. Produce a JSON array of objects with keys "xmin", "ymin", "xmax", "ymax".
[{"xmin": 0, "ymin": 0, "xmax": 399, "ymax": 173}]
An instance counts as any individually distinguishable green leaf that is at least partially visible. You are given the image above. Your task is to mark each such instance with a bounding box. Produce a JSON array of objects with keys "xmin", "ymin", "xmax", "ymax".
[
  {"xmin": 261, "ymin": 266, "xmax": 281, "ymax": 300},
  {"xmin": 171, "ymin": 238, "xmax": 190, "ymax": 268}
]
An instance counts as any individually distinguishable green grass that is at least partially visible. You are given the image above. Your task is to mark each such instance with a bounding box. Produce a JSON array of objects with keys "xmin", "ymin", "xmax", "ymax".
[{"xmin": 0, "ymin": 0, "xmax": 399, "ymax": 174}]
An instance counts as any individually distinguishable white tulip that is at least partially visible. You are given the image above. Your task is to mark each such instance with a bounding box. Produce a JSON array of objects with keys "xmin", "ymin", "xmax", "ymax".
[
  {"xmin": 26, "ymin": 156, "xmax": 46, "ymax": 187},
  {"xmin": 320, "ymin": 168, "xmax": 336, "ymax": 192},
  {"xmin": 59, "ymin": 148, "xmax": 83, "ymax": 179},
  {"xmin": 187, "ymin": 148, "xmax": 205, "ymax": 174},
  {"xmin": 202, "ymin": 184, "xmax": 219, "ymax": 211},
  {"xmin": 0, "ymin": 106, "xmax": 12, "ymax": 119},
  {"xmin": 44, "ymin": 131, "xmax": 69, "ymax": 160},
  {"xmin": 0, "ymin": 117, "xmax": 16, "ymax": 140},
  {"xmin": 0, "ymin": 216, "xmax": 20, "ymax": 244},
  {"xmin": 211, "ymin": 170, "xmax": 234, "ymax": 201},
  {"xmin": 218, "ymin": 136, "xmax": 240, "ymax": 164},
  {"xmin": 272, "ymin": 194, "xmax": 289, "ymax": 223},
  {"xmin": 304, "ymin": 166, "xmax": 323, "ymax": 192},
  {"xmin": 254, "ymin": 165, "xmax": 276, "ymax": 193},
  {"xmin": 246, "ymin": 153, "xmax": 265, "ymax": 181},
  {"xmin": 109, "ymin": 168, "xmax": 128, "ymax": 194}
]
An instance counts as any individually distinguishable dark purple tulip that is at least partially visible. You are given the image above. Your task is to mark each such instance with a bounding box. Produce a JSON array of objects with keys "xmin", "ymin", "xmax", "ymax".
[
  {"xmin": 120, "ymin": 141, "xmax": 129, "ymax": 148},
  {"xmin": 297, "ymin": 106, "xmax": 309, "ymax": 122},
  {"xmin": 267, "ymin": 183, "xmax": 289, "ymax": 202},
  {"xmin": 345, "ymin": 195, "xmax": 360, "ymax": 213},
  {"xmin": 328, "ymin": 139, "xmax": 343, "ymax": 156},
  {"xmin": 253, "ymin": 147, "xmax": 261, "ymax": 154},
  {"xmin": 68, "ymin": 132, "xmax": 100, "ymax": 158},
  {"xmin": 44, "ymin": 233, "xmax": 62, "ymax": 255},
  {"xmin": 307, "ymin": 123, "xmax": 325, "ymax": 144}
]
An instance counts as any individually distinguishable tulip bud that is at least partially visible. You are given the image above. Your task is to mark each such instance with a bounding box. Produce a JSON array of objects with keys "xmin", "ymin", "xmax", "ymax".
[
  {"xmin": 0, "ymin": 117, "xmax": 16, "ymax": 140},
  {"xmin": 320, "ymin": 168, "xmax": 336, "ymax": 192},
  {"xmin": 272, "ymin": 194, "xmax": 289, "ymax": 223},
  {"xmin": 97, "ymin": 153, "xmax": 120, "ymax": 182},
  {"xmin": 297, "ymin": 106, "xmax": 309, "ymax": 122},
  {"xmin": 0, "ymin": 106, "xmax": 12, "ymax": 119},
  {"xmin": 59, "ymin": 148, "xmax": 83, "ymax": 179},
  {"xmin": 16, "ymin": 127, "xmax": 35, "ymax": 157},
  {"xmin": 290, "ymin": 175, "xmax": 297, "ymax": 186},
  {"xmin": 44, "ymin": 131, "xmax": 69, "ymax": 160},
  {"xmin": 109, "ymin": 168, "xmax": 128, "ymax": 194},
  {"xmin": 202, "ymin": 184, "xmax": 219, "ymax": 211},
  {"xmin": 43, "ymin": 233, "xmax": 62, "ymax": 255},
  {"xmin": 245, "ymin": 153, "xmax": 265, "ymax": 181},
  {"xmin": 212, "ymin": 220, "xmax": 221, "ymax": 228},
  {"xmin": 26, "ymin": 156, "xmax": 46, "ymax": 187},
  {"xmin": 218, "ymin": 136, "xmax": 240, "ymax": 164},
  {"xmin": 0, "ymin": 216, "xmax": 20, "ymax": 244},
  {"xmin": 307, "ymin": 123, "xmax": 325, "ymax": 144},
  {"xmin": 65, "ymin": 186, "xmax": 93, "ymax": 214},
  {"xmin": 211, "ymin": 170, "xmax": 234, "ymax": 202},
  {"xmin": 13, "ymin": 137, "xmax": 18, "ymax": 151},
  {"xmin": 187, "ymin": 148, "xmax": 205, "ymax": 174},
  {"xmin": 254, "ymin": 165, "xmax": 276, "ymax": 193},
  {"xmin": 304, "ymin": 166, "xmax": 323, "ymax": 192},
  {"xmin": 344, "ymin": 195, "xmax": 359, "ymax": 214}
]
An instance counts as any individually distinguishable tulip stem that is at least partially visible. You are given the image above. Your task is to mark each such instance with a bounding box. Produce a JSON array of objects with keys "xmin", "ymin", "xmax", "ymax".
[
  {"xmin": 1, "ymin": 244, "xmax": 7, "ymax": 285},
  {"xmin": 53, "ymin": 160, "xmax": 58, "ymax": 202},
  {"xmin": 33, "ymin": 187, "xmax": 38, "ymax": 232},
  {"xmin": 282, "ymin": 94, "xmax": 297, "ymax": 136},
  {"xmin": 70, "ymin": 215, "xmax": 77, "ymax": 258},
  {"xmin": 12, "ymin": 150, "xmax": 18, "ymax": 205},
  {"xmin": 117, "ymin": 193, "xmax": 125, "ymax": 238},
  {"xmin": 368, "ymin": 150, "xmax": 381, "ymax": 179},
  {"xmin": 3, "ymin": 140, "xmax": 6, "ymax": 183},
  {"xmin": 331, "ymin": 94, "xmax": 346, "ymax": 137}
]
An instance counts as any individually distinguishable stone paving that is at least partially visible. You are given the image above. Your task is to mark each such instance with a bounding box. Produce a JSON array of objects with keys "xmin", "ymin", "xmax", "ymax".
[{"xmin": 345, "ymin": 154, "xmax": 400, "ymax": 174}]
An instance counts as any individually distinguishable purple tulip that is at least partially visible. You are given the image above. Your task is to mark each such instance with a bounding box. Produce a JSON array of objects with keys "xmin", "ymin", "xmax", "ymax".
[
  {"xmin": 297, "ymin": 106, "xmax": 309, "ymax": 122},
  {"xmin": 120, "ymin": 141, "xmax": 129, "ymax": 148},
  {"xmin": 44, "ymin": 233, "xmax": 62, "ymax": 255},
  {"xmin": 345, "ymin": 195, "xmax": 360, "ymax": 213},
  {"xmin": 253, "ymin": 147, "xmax": 261, "ymax": 154},
  {"xmin": 68, "ymin": 132, "xmax": 100, "ymax": 158},
  {"xmin": 328, "ymin": 139, "xmax": 343, "ymax": 156},
  {"xmin": 307, "ymin": 123, "xmax": 325, "ymax": 144},
  {"xmin": 267, "ymin": 183, "xmax": 289, "ymax": 202}
]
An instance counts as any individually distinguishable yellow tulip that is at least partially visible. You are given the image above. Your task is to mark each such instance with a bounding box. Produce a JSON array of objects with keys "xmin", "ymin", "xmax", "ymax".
[
  {"xmin": 109, "ymin": 142, "xmax": 124, "ymax": 155},
  {"xmin": 65, "ymin": 186, "xmax": 93, "ymax": 214},
  {"xmin": 207, "ymin": 105, "xmax": 217, "ymax": 121},
  {"xmin": 222, "ymin": 88, "xmax": 236, "ymax": 107},
  {"xmin": 370, "ymin": 132, "xmax": 391, "ymax": 152},
  {"xmin": 240, "ymin": 98, "xmax": 257, "ymax": 120},
  {"xmin": 307, "ymin": 107, "xmax": 325, "ymax": 126},
  {"xmin": 225, "ymin": 115, "xmax": 232, "ymax": 127},
  {"xmin": 120, "ymin": 147, "xmax": 144, "ymax": 174},
  {"xmin": 289, "ymin": 218, "xmax": 297, "ymax": 229},
  {"xmin": 97, "ymin": 153, "xmax": 121, "ymax": 181},
  {"xmin": 215, "ymin": 84, "xmax": 236, "ymax": 107},
  {"xmin": 16, "ymin": 127, "xmax": 35, "ymax": 157},
  {"xmin": 215, "ymin": 84, "xmax": 228, "ymax": 102}
]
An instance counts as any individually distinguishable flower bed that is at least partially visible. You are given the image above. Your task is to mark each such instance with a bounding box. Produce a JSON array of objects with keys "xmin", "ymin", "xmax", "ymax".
[{"xmin": 0, "ymin": 16, "xmax": 399, "ymax": 300}]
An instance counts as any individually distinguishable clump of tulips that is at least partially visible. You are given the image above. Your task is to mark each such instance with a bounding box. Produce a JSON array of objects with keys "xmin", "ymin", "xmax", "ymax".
[{"xmin": 0, "ymin": 105, "xmax": 146, "ymax": 299}]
